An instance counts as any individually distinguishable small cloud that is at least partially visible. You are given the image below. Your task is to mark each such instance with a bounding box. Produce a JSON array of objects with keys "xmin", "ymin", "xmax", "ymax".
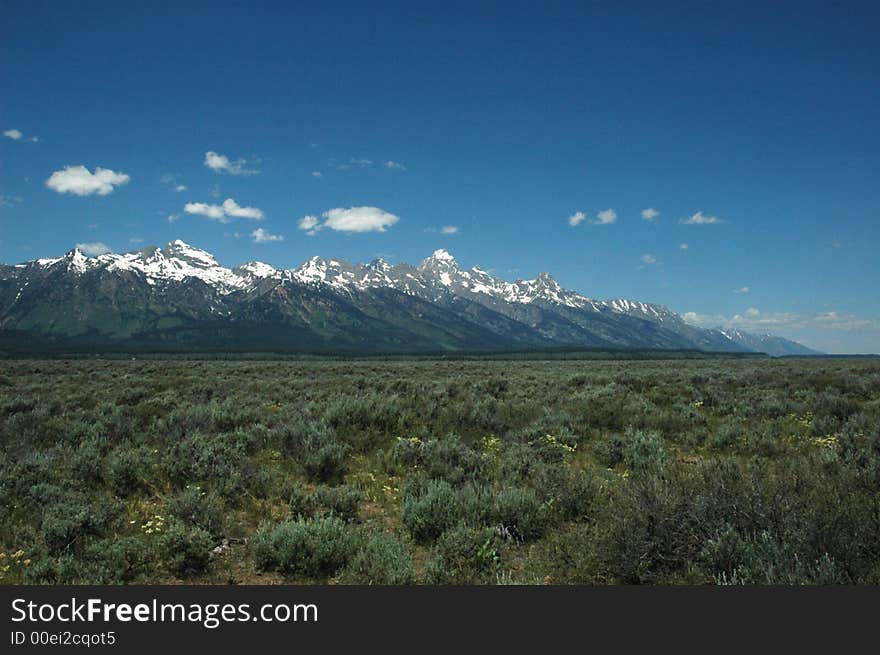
[
  {"xmin": 299, "ymin": 206, "xmax": 400, "ymax": 234},
  {"xmin": 384, "ymin": 160, "xmax": 407, "ymax": 171},
  {"xmin": 641, "ymin": 254, "xmax": 657, "ymax": 265},
  {"xmin": 440, "ymin": 225, "xmax": 459, "ymax": 234},
  {"xmin": 641, "ymin": 208, "xmax": 659, "ymax": 221},
  {"xmin": 129, "ymin": 237, "xmax": 144, "ymax": 244},
  {"xmin": 221, "ymin": 198, "xmax": 263, "ymax": 219},
  {"xmin": 167, "ymin": 213, "xmax": 180, "ymax": 223},
  {"xmin": 183, "ymin": 198, "xmax": 263, "ymax": 223},
  {"xmin": 75, "ymin": 242, "xmax": 111, "ymax": 256},
  {"xmin": 4, "ymin": 128, "xmax": 40, "ymax": 142},
  {"xmin": 568, "ymin": 211, "xmax": 587, "ymax": 227},
  {"xmin": 184, "ymin": 202, "xmax": 225, "ymax": 221},
  {"xmin": 733, "ymin": 286, "xmax": 750, "ymax": 294},
  {"xmin": 209, "ymin": 184, "xmax": 221, "ymax": 198},
  {"xmin": 204, "ymin": 150, "xmax": 259, "ymax": 176},
  {"xmin": 593, "ymin": 209, "xmax": 617, "ymax": 225},
  {"xmin": 681, "ymin": 210, "xmax": 723, "ymax": 225},
  {"xmin": 679, "ymin": 243, "xmax": 689, "ymax": 250},
  {"xmin": 831, "ymin": 240, "xmax": 842, "ymax": 249},
  {"xmin": 298, "ymin": 215, "xmax": 319, "ymax": 231},
  {"xmin": 311, "ymin": 171, "xmax": 323, "ymax": 178},
  {"xmin": 0, "ymin": 195, "xmax": 22, "ymax": 208},
  {"xmin": 46, "ymin": 165, "xmax": 130, "ymax": 196},
  {"xmin": 160, "ymin": 174, "xmax": 187, "ymax": 192},
  {"xmin": 251, "ymin": 228, "xmax": 284, "ymax": 243},
  {"xmin": 336, "ymin": 158, "xmax": 373, "ymax": 170}
]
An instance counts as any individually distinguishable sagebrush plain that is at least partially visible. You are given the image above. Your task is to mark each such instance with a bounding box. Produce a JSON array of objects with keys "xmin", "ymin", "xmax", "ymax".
[{"xmin": 2, "ymin": 356, "xmax": 879, "ymax": 585}]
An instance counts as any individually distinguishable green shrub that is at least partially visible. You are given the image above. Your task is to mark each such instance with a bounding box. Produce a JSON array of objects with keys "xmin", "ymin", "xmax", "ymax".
[
  {"xmin": 85, "ymin": 536, "xmax": 152, "ymax": 583},
  {"xmin": 314, "ymin": 485, "xmax": 363, "ymax": 522},
  {"xmin": 108, "ymin": 446, "xmax": 153, "ymax": 495},
  {"xmin": 168, "ymin": 485, "xmax": 225, "ymax": 538},
  {"xmin": 341, "ymin": 533, "xmax": 416, "ymax": 584},
  {"xmin": 701, "ymin": 524, "xmax": 847, "ymax": 585},
  {"xmin": 392, "ymin": 434, "xmax": 487, "ymax": 485},
  {"xmin": 40, "ymin": 499, "xmax": 99, "ymax": 553},
  {"xmin": 71, "ymin": 437, "xmax": 106, "ymax": 483},
  {"xmin": 493, "ymin": 487, "xmax": 546, "ymax": 542},
  {"xmin": 623, "ymin": 429, "xmax": 670, "ymax": 474},
  {"xmin": 710, "ymin": 419, "xmax": 742, "ymax": 451},
  {"xmin": 553, "ymin": 469, "xmax": 597, "ymax": 521},
  {"xmin": 426, "ymin": 525, "xmax": 500, "ymax": 584},
  {"xmin": 286, "ymin": 484, "xmax": 318, "ymax": 517},
  {"xmin": 252, "ymin": 516, "xmax": 359, "ymax": 578},
  {"xmin": 401, "ymin": 479, "xmax": 460, "ymax": 543},
  {"xmin": 457, "ymin": 482, "xmax": 496, "ymax": 527},
  {"xmin": 159, "ymin": 521, "xmax": 215, "ymax": 578},
  {"xmin": 302, "ymin": 425, "xmax": 348, "ymax": 482},
  {"xmin": 593, "ymin": 433, "xmax": 627, "ymax": 468}
]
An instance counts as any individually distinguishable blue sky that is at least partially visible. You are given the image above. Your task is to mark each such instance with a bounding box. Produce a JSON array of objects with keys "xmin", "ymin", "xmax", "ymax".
[{"xmin": 1, "ymin": 1, "xmax": 878, "ymax": 352}]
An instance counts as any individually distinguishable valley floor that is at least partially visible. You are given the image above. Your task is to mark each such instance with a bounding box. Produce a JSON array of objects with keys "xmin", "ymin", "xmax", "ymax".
[{"xmin": 2, "ymin": 356, "xmax": 879, "ymax": 584}]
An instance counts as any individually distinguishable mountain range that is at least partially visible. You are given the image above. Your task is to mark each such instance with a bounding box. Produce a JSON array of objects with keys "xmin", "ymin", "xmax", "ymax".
[{"xmin": 0, "ymin": 240, "xmax": 820, "ymax": 355}]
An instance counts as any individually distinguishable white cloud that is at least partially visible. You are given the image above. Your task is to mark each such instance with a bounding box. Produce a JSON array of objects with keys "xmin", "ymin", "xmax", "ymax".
[
  {"xmin": 167, "ymin": 213, "xmax": 181, "ymax": 223},
  {"xmin": 311, "ymin": 171, "xmax": 323, "ymax": 178},
  {"xmin": 384, "ymin": 160, "xmax": 407, "ymax": 171},
  {"xmin": 440, "ymin": 225, "xmax": 459, "ymax": 234},
  {"xmin": 129, "ymin": 237, "xmax": 143, "ymax": 244},
  {"xmin": 183, "ymin": 198, "xmax": 263, "ymax": 223},
  {"xmin": 298, "ymin": 215, "xmax": 319, "ymax": 230},
  {"xmin": 204, "ymin": 150, "xmax": 259, "ymax": 176},
  {"xmin": 641, "ymin": 208, "xmax": 659, "ymax": 221},
  {"xmin": 160, "ymin": 174, "xmax": 187, "ymax": 192},
  {"xmin": 733, "ymin": 286, "xmax": 750, "ymax": 294},
  {"xmin": 184, "ymin": 202, "xmax": 226, "ymax": 221},
  {"xmin": 46, "ymin": 165, "xmax": 130, "ymax": 196},
  {"xmin": 568, "ymin": 211, "xmax": 587, "ymax": 226},
  {"xmin": 681, "ymin": 210, "xmax": 723, "ymax": 225},
  {"xmin": 641, "ymin": 254, "xmax": 657, "ymax": 265},
  {"xmin": 299, "ymin": 206, "xmax": 400, "ymax": 234},
  {"xmin": 0, "ymin": 195, "xmax": 22, "ymax": 208},
  {"xmin": 222, "ymin": 198, "xmax": 263, "ymax": 219},
  {"xmin": 680, "ymin": 243, "xmax": 689, "ymax": 250},
  {"xmin": 594, "ymin": 208, "xmax": 617, "ymax": 225},
  {"xmin": 3, "ymin": 129, "xmax": 22, "ymax": 140},
  {"xmin": 251, "ymin": 228, "xmax": 283, "ymax": 243},
  {"xmin": 336, "ymin": 158, "xmax": 373, "ymax": 170},
  {"xmin": 75, "ymin": 242, "xmax": 111, "ymax": 256}
]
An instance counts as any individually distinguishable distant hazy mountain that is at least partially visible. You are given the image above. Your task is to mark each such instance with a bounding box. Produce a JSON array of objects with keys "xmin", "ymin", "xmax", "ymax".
[
  {"xmin": 707, "ymin": 327, "xmax": 822, "ymax": 357},
  {"xmin": 0, "ymin": 241, "xmax": 820, "ymax": 355}
]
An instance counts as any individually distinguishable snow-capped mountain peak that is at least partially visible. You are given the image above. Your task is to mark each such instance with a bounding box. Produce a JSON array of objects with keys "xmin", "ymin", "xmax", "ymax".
[
  {"xmin": 63, "ymin": 247, "xmax": 97, "ymax": 274},
  {"xmin": 162, "ymin": 240, "xmax": 219, "ymax": 268},
  {"xmin": 419, "ymin": 249, "xmax": 460, "ymax": 270},
  {"xmin": 236, "ymin": 261, "xmax": 281, "ymax": 279}
]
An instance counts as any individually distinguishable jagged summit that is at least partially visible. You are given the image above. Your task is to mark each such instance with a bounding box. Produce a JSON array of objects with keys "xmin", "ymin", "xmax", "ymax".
[
  {"xmin": 162, "ymin": 240, "xmax": 219, "ymax": 268},
  {"xmin": 430, "ymin": 248, "xmax": 456, "ymax": 262},
  {"xmin": 419, "ymin": 248, "xmax": 460, "ymax": 271}
]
